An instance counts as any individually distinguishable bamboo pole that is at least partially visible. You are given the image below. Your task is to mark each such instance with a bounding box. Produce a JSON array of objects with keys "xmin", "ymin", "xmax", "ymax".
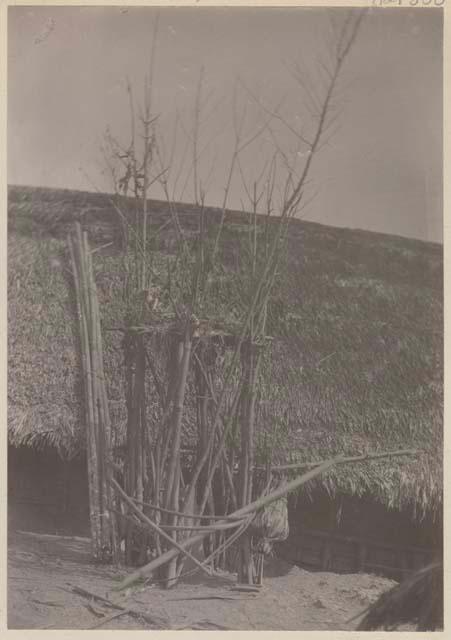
[
  {"xmin": 123, "ymin": 336, "xmax": 135, "ymax": 565},
  {"xmin": 197, "ymin": 374, "xmax": 243, "ymax": 517},
  {"xmin": 125, "ymin": 494, "xmax": 243, "ymax": 520},
  {"xmin": 159, "ymin": 337, "xmax": 184, "ymax": 489},
  {"xmin": 237, "ymin": 340, "xmax": 262, "ymax": 583},
  {"xmin": 258, "ymin": 449, "xmax": 421, "ymax": 472},
  {"xmin": 154, "ymin": 520, "xmax": 245, "ymax": 533},
  {"xmin": 73, "ymin": 229, "xmax": 103, "ymax": 556},
  {"xmin": 87, "ymin": 235, "xmax": 119, "ymax": 560},
  {"xmin": 123, "ymin": 331, "xmax": 147, "ymax": 563},
  {"xmin": 68, "ymin": 235, "xmax": 100, "ymax": 556},
  {"xmin": 84, "ymin": 232, "xmax": 106, "ymax": 551},
  {"xmin": 163, "ymin": 326, "xmax": 193, "ymax": 584},
  {"xmin": 135, "ymin": 338, "xmax": 145, "ymax": 507},
  {"xmin": 111, "ymin": 506, "xmax": 245, "ymax": 533},
  {"xmin": 222, "ymin": 450, "xmax": 238, "ymax": 512},
  {"xmin": 165, "ymin": 329, "xmax": 192, "ymax": 508},
  {"xmin": 193, "ymin": 346, "xmax": 217, "ymax": 564},
  {"xmin": 98, "ymin": 352, "xmax": 119, "ymax": 557}
]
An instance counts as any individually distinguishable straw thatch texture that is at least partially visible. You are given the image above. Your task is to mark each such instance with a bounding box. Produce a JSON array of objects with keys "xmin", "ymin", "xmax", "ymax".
[
  {"xmin": 8, "ymin": 233, "xmax": 82, "ymax": 458},
  {"xmin": 357, "ymin": 561, "xmax": 443, "ymax": 631},
  {"xmin": 8, "ymin": 185, "xmax": 443, "ymax": 521},
  {"xmin": 8, "ymin": 230, "xmax": 128, "ymax": 459},
  {"xmin": 254, "ymin": 222, "xmax": 442, "ymax": 521}
]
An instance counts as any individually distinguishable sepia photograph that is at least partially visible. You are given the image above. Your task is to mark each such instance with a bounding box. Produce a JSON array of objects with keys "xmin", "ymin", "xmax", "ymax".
[{"xmin": 6, "ymin": 4, "xmax": 443, "ymax": 631}]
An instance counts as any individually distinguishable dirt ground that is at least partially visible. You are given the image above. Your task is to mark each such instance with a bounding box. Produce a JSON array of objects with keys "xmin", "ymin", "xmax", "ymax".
[{"xmin": 8, "ymin": 529, "xmax": 402, "ymax": 631}]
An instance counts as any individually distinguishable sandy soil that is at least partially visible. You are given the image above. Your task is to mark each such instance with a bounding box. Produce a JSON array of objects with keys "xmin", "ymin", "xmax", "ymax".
[{"xmin": 8, "ymin": 530, "xmax": 400, "ymax": 631}]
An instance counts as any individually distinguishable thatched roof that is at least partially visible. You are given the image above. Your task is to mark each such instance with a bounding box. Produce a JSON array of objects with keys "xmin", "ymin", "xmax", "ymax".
[
  {"xmin": 357, "ymin": 561, "xmax": 443, "ymax": 631},
  {"xmin": 8, "ymin": 185, "xmax": 443, "ymax": 520}
]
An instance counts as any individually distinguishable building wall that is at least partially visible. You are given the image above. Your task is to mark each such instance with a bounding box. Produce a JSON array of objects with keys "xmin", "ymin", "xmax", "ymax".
[
  {"xmin": 278, "ymin": 491, "xmax": 441, "ymax": 579},
  {"xmin": 8, "ymin": 445, "xmax": 90, "ymax": 536},
  {"xmin": 291, "ymin": 492, "xmax": 441, "ymax": 546}
]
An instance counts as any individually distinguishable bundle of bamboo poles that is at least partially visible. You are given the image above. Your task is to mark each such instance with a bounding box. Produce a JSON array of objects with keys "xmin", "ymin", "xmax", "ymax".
[
  {"xmin": 114, "ymin": 324, "xmax": 245, "ymax": 583},
  {"xmin": 111, "ymin": 448, "xmax": 419, "ymax": 592},
  {"xmin": 68, "ymin": 223, "xmax": 118, "ymax": 562}
]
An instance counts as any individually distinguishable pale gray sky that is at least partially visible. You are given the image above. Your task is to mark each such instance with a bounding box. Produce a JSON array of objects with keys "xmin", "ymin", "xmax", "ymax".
[{"xmin": 8, "ymin": 7, "xmax": 442, "ymax": 242}]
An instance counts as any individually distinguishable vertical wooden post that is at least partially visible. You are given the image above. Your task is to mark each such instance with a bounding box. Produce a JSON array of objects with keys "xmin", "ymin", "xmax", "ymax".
[
  {"xmin": 123, "ymin": 331, "xmax": 148, "ymax": 565},
  {"xmin": 237, "ymin": 339, "xmax": 262, "ymax": 584},
  {"xmin": 162, "ymin": 325, "xmax": 193, "ymax": 586}
]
